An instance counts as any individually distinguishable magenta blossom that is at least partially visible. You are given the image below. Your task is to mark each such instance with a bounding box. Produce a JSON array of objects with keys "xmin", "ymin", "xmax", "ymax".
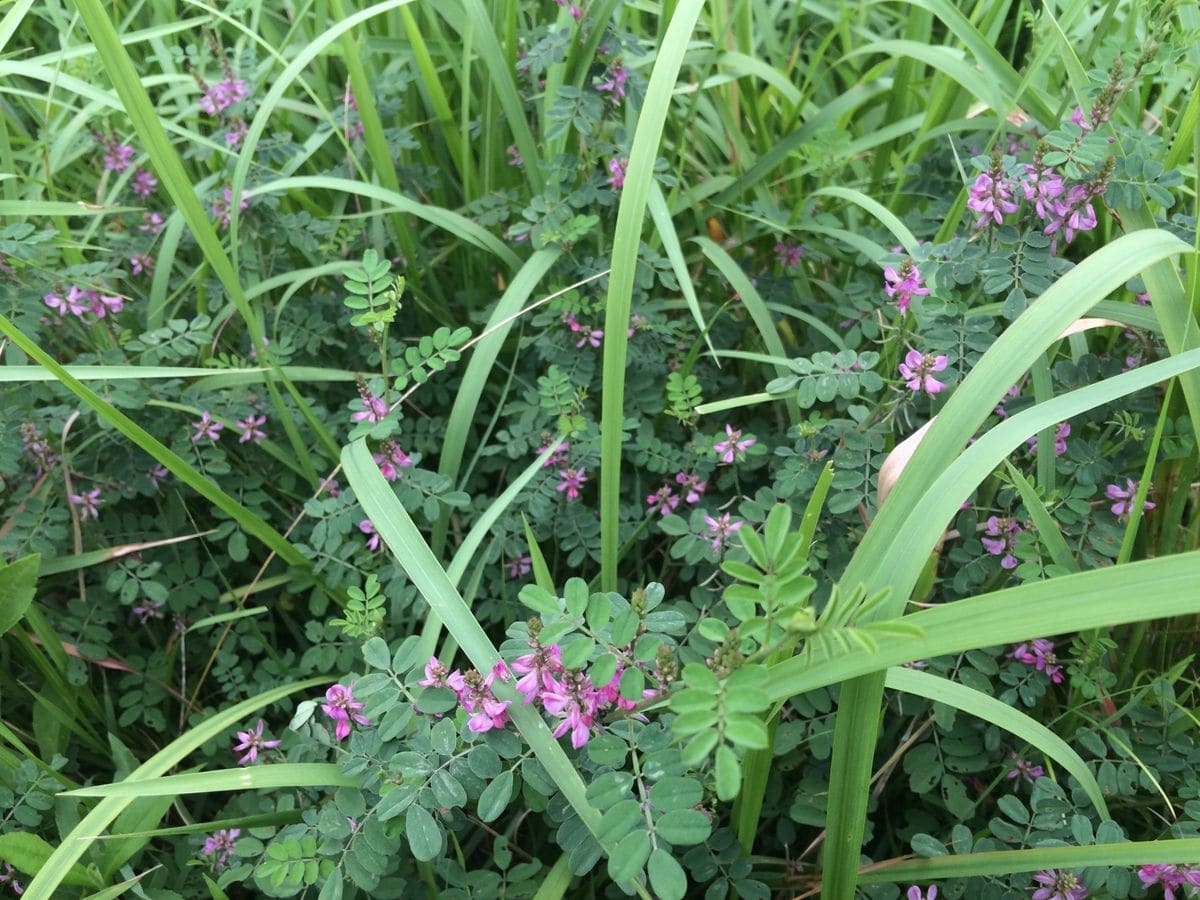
[
  {"xmin": 774, "ymin": 242, "xmax": 804, "ymax": 268},
  {"xmin": 1006, "ymin": 753, "xmax": 1045, "ymax": 785},
  {"xmin": 199, "ymin": 78, "xmax": 251, "ymax": 115},
  {"xmin": 967, "ymin": 166, "xmax": 1019, "ymax": 228},
  {"xmin": 69, "ymin": 487, "xmax": 103, "ymax": 520},
  {"xmin": 713, "ymin": 425, "xmax": 756, "ymax": 464},
  {"xmin": 459, "ymin": 667, "xmax": 512, "ymax": 734},
  {"xmin": 232, "ymin": 719, "xmax": 281, "ymax": 765},
  {"xmin": 140, "ymin": 211, "xmax": 166, "ymax": 234},
  {"xmin": 419, "ymin": 656, "xmax": 466, "ymax": 694},
  {"xmin": 373, "ymin": 441, "xmax": 414, "ymax": 480},
  {"xmin": 646, "ymin": 484, "xmax": 680, "ymax": 517},
  {"xmin": 191, "ymin": 411, "xmax": 224, "ymax": 443},
  {"xmin": 131, "ymin": 168, "xmax": 158, "ymax": 197},
  {"xmin": 898, "ymin": 350, "xmax": 949, "ymax": 395},
  {"xmin": 508, "ymin": 555, "xmax": 532, "ymax": 579},
  {"xmin": 103, "ymin": 142, "xmax": 135, "ymax": 173},
  {"xmin": 1031, "ymin": 869, "xmax": 1088, "ymax": 900},
  {"xmin": 1137, "ymin": 864, "xmax": 1200, "ymax": 899},
  {"xmin": 1010, "ymin": 639, "xmax": 1064, "ymax": 684},
  {"xmin": 595, "ymin": 64, "xmax": 628, "ymax": 102},
  {"xmin": 511, "ymin": 643, "xmax": 564, "ymax": 705},
  {"xmin": 703, "ymin": 512, "xmax": 744, "ymax": 553},
  {"xmin": 1, "ymin": 861, "xmax": 24, "ymax": 896},
  {"xmin": 130, "ymin": 254, "xmax": 155, "ymax": 276},
  {"xmin": 1022, "ymin": 161, "xmax": 1065, "ymax": 219},
  {"xmin": 212, "ymin": 187, "xmax": 250, "ymax": 229},
  {"xmin": 321, "ymin": 682, "xmax": 370, "ymax": 741},
  {"xmin": 1027, "ymin": 422, "xmax": 1070, "ymax": 456},
  {"xmin": 236, "ymin": 413, "xmax": 267, "ymax": 443},
  {"xmin": 907, "ymin": 888, "xmax": 937, "ymax": 900},
  {"xmin": 1043, "ymin": 183, "xmax": 1098, "ymax": 250},
  {"xmin": 674, "ymin": 471, "xmax": 706, "ymax": 504},
  {"xmin": 607, "ymin": 157, "xmax": 627, "ymax": 190},
  {"xmin": 542, "ymin": 670, "xmax": 599, "ymax": 748},
  {"xmin": 556, "ymin": 467, "xmax": 587, "ymax": 501},
  {"xmin": 352, "ymin": 392, "xmax": 389, "ymax": 424},
  {"xmin": 981, "ymin": 516, "xmax": 1022, "ymax": 570},
  {"xmin": 202, "ymin": 828, "xmax": 240, "ymax": 871},
  {"xmin": 883, "ymin": 260, "xmax": 930, "ymax": 314},
  {"xmin": 538, "ymin": 438, "xmax": 570, "ymax": 468},
  {"xmin": 358, "ymin": 519, "xmax": 382, "ymax": 553},
  {"xmin": 1105, "ymin": 478, "xmax": 1155, "ymax": 518}
]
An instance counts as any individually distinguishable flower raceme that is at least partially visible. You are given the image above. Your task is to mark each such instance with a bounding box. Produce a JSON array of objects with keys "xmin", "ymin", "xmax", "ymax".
[
  {"xmin": 321, "ymin": 682, "xmax": 371, "ymax": 741},
  {"xmin": 898, "ymin": 350, "xmax": 949, "ymax": 395}
]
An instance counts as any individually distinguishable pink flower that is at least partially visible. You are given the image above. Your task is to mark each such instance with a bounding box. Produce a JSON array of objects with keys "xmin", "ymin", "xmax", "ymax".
[
  {"xmin": 774, "ymin": 242, "xmax": 804, "ymax": 268},
  {"xmin": 1, "ymin": 861, "xmax": 25, "ymax": 896},
  {"xmin": 458, "ymin": 668, "xmax": 512, "ymax": 734},
  {"xmin": 554, "ymin": 0, "xmax": 583, "ymax": 20},
  {"xmin": 225, "ymin": 120, "xmax": 248, "ymax": 147},
  {"xmin": 236, "ymin": 413, "xmax": 267, "ymax": 443},
  {"xmin": 1105, "ymin": 478, "xmax": 1155, "ymax": 518},
  {"xmin": 674, "ymin": 472, "xmax": 706, "ymax": 504},
  {"xmin": 981, "ymin": 516, "xmax": 1022, "ymax": 569},
  {"xmin": 646, "ymin": 484, "xmax": 680, "ymax": 517},
  {"xmin": 883, "ymin": 260, "xmax": 930, "ymax": 314},
  {"xmin": 88, "ymin": 293, "xmax": 125, "ymax": 318},
  {"xmin": 1137, "ymin": 864, "xmax": 1200, "ymax": 899},
  {"xmin": 576, "ymin": 326, "xmax": 604, "ymax": 348},
  {"xmin": 1022, "ymin": 161, "xmax": 1065, "ymax": 219},
  {"xmin": 191, "ymin": 411, "xmax": 223, "ymax": 442},
  {"xmin": 232, "ymin": 719, "xmax": 281, "ymax": 765},
  {"xmin": 542, "ymin": 670, "xmax": 598, "ymax": 748},
  {"xmin": 1069, "ymin": 106, "xmax": 1091, "ymax": 132},
  {"xmin": 556, "ymin": 467, "xmax": 587, "ymax": 501},
  {"xmin": 373, "ymin": 441, "xmax": 414, "ymax": 480},
  {"xmin": 703, "ymin": 512, "xmax": 744, "ymax": 553},
  {"xmin": 140, "ymin": 211, "xmax": 166, "ymax": 234},
  {"xmin": 1031, "ymin": 869, "xmax": 1087, "ymax": 900},
  {"xmin": 148, "ymin": 464, "xmax": 169, "ymax": 489},
  {"xmin": 713, "ymin": 425, "xmax": 756, "ymax": 464},
  {"xmin": 352, "ymin": 392, "xmax": 389, "ymax": 424},
  {"xmin": 1043, "ymin": 183, "xmax": 1098, "ymax": 250},
  {"xmin": 201, "ymin": 828, "xmax": 240, "ymax": 871},
  {"xmin": 606, "ymin": 157, "xmax": 627, "ymax": 190},
  {"xmin": 506, "ymin": 145, "xmax": 523, "ymax": 167},
  {"xmin": 898, "ymin": 350, "xmax": 949, "ymax": 395},
  {"xmin": 69, "ymin": 487, "xmax": 103, "ymax": 520},
  {"xmin": 212, "ymin": 186, "xmax": 250, "ymax": 229},
  {"xmin": 907, "ymin": 888, "xmax": 937, "ymax": 900},
  {"xmin": 130, "ymin": 254, "xmax": 154, "ymax": 276},
  {"xmin": 1027, "ymin": 422, "xmax": 1070, "ymax": 456},
  {"xmin": 102, "ymin": 142, "xmax": 135, "ymax": 173},
  {"xmin": 1010, "ymin": 639, "xmax": 1064, "ymax": 684},
  {"xmin": 319, "ymin": 476, "xmax": 341, "ymax": 498},
  {"xmin": 539, "ymin": 438, "xmax": 570, "ymax": 468},
  {"xmin": 419, "ymin": 656, "xmax": 466, "ymax": 694},
  {"xmin": 595, "ymin": 65, "xmax": 628, "ymax": 102},
  {"xmin": 967, "ymin": 166, "xmax": 1019, "ymax": 228},
  {"xmin": 1006, "ymin": 753, "xmax": 1044, "ymax": 785},
  {"xmin": 511, "ymin": 643, "xmax": 563, "ymax": 705},
  {"xmin": 321, "ymin": 682, "xmax": 370, "ymax": 741},
  {"xmin": 131, "ymin": 168, "xmax": 157, "ymax": 197},
  {"xmin": 199, "ymin": 78, "xmax": 250, "ymax": 115},
  {"xmin": 359, "ymin": 519, "xmax": 382, "ymax": 553},
  {"xmin": 508, "ymin": 555, "xmax": 532, "ymax": 579}
]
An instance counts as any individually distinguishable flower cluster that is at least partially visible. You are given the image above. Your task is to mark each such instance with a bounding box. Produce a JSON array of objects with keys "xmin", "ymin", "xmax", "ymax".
[
  {"xmin": 1105, "ymin": 478, "xmax": 1155, "ymax": 519},
  {"xmin": 1138, "ymin": 864, "xmax": 1200, "ymax": 899},
  {"xmin": 556, "ymin": 467, "xmax": 588, "ymax": 501},
  {"xmin": 44, "ymin": 285, "xmax": 125, "ymax": 321},
  {"xmin": 646, "ymin": 472, "xmax": 707, "ymax": 517},
  {"xmin": 606, "ymin": 157, "xmax": 627, "ymax": 190},
  {"xmin": 967, "ymin": 156, "xmax": 1020, "ymax": 229},
  {"xmin": 352, "ymin": 380, "xmax": 389, "ymax": 424},
  {"xmin": 202, "ymin": 828, "xmax": 240, "ymax": 872},
  {"xmin": 774, "ymin": 242, "xmax": 804, "ymax": 268},
  {"xmin": 198, "ymin": 77, "xmax": 251, "ymax": 116},
  {"xmin": 981, "ymin": 516, "xmax": 1022, "ymax": 570},
  {"xmin": 321, "ymin": 682, "xmax": 371, "ymax": 741},
  {"xmin": 231, "ymin": 719, "xmax": 281, "ymax": 765},
  {"xmin": 359, "ymin": 519, "xmax": 382, "ymax": 553},
  {"xmin": 883, "ymin": 259, "xmax": 930, "ymax": 314},
  {"xmin": 713, "ymin": 424, "xmax": 756, "ymax": 464},
  {"xmin": 595, "ymin": 63, "xmax": 628, "ymax": 102},
  {"xmin": 373, "ymin": 440, "xmax": 414, "ymax": 480},
  {"xmin": 898, "ymin": 350, "xmax": 949, "ymax": 395},
  {"xmin": 20, "ymin": 422, "xmax": 59, "ymax": 475},
  {"xmin": 1031, "ymin": 868, "xmax": 1087, "ymax": 900},
  {"xmin": 1010, "ymin": 639, "xmax": 1064, "ymax": 684}
]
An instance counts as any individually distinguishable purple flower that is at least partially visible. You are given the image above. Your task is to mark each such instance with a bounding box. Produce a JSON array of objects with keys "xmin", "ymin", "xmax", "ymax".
[
  {"xmin": 713, "ymin": 424, "xmax": 756, "ymax": 464},
  {"xmin": 69, "ymin": 487, "xmax": 103, "ymax": 520},
  {"xmin": 883, "ymin": 260, "xmax": 930, "ymax": 314},
  {"xmin": 225, "ymin": 120, "xmax": 247, "ymax": 148},
  {"xmin": 419, "ymin": 656, "xmax": 466, "ymax": 694},
  {"xmin": 898, "ymin": 350, "xmax": 949, "ymax": 395},
  {"xmin": 1006, "ymin": 753, "xmax": 1045, "ymax": 785},
  {"xmin": 458, "ymin": 667, "xmax": 512, "ymax": 734},
  {"xmin": 1022, "ymin": 161, "xmax": 1066, "ymax": 219},
  {"xmin": 321, "ymin": 682, "xmax": 370, "ymax": 741},
  {"xmin": 554, "ymin": 0, "xmax": 583, "ymax": 20},
  {"xmin": 201, "ymin": 828, "xmax": 240, "ymax": 871},
  {"xmin": 703, "ymin": 512, "xmax": 744, "ymax": 553},
  {"xmin": 576, "ymin": 326, "xmax": 604, "ymax": 348},
  {"xmin": 212, "ymin": 187, "xmax": 250, "ymax": 229},
  {"xmin": 130, "ymin": 254, "xmax": 154, "ymax": 276},
  {"xmin": 1137, "ymin": 864, "xmax": 1200, "ymax": 899},
  {"xmin": 1105, "ymin": 478, "xmax": 1155, "ymax": 518},
  {"xmin": 359, "ymin": 519, "xmax": 382, "ymax": 553},
  {"xmin": 131, "ymin": 597, "xmax": 165, "ymax": 623},
  {"xmin": 606, "ymin": 157, "xmax": 627, "ymax": 190},
  {"xmin": 131, "ymin": 168, "xmax": 158, "ymax": 197},
  {"xmin": 191, "ymin": 411, "xmax": 224, "ymax": 443},
  {"xmin": 140, "ymin": 211, "xmax": 166, "ymax": 234},
  {"xmin": 1043, "ymin": 183, "xmax": 1098, "ymax": 250},
  {"xmin": 511, "ymin": 643, "xmax": 563, "ymax": 705},
  {"xmin": 232, "ymin": 719, "xmax": 281, "ymax": 765},
  {"xmin": 1010, "ymin": 639, "xmax": 1064, "ymax": 684},
  {"xmin": 352, "ymin": 392, "xmax": 389, "ymax": 424},
  {"xmin": 646, "ymin": 484, "xmax": 680, "ymax": 517},
  {"xmin": 774, "ymin": 242, "xmax": 805, "ymax": 268},
  {"xmin": 235, "ymin": 413, "xmax": 267, "ymax": 443},
  {"xmin": 1070, "ymin": 106, "xmax": 1091, "ymax": 132},
  {"xmin": 1031, "ymin": 869, "xmax": 1087, "ymax": 900},
  {"xmin": 148, "ymin": 464, "xmax": 169, "ymax": 489},
  {"xmin": 595, "ymin": 64, "xmax": 628, "ymax": 102},
  {"xmin": 1027, "ymin": 422, "xmax": 1070, "ymax": 456},
  {"xmin": 506, "ymin": 145, "xmax": 523, "ymax": 167},
  {"xmin": 674, "ymin": 471, "xmax": 706, "ymax": 504},
  {"xmin": 539, "ymin": 438, "xmax": 570, "ymax": 468},
  {"xmin": 967, "ymin": 166, "xmax": 1019, "ymax": 228},
  {"xmin": 907, "ymin": 888, "xmax": 937, "ymax": 900},
  {"xmin": 556, "ymin": 467, "xmax": 587, "ymax": 501},
  {"xmin": 508, "ymin": 555, "xmax": 532, "ymax": 579},
  {"xmin": 319, "ymin": 476, "xmax": 341, "ymax": 498},
  {"xmin": 542, "ymin": 670, "xmax": 598, "ymax": 748},
  {"xmin": 373, "ymin": 440, "xmax": 414, "ymax": 480},
  {"xmin": 103, "ymin": 142, "xmax": 135, "ymax": 173},
  {"xmin": 199, "ymin": 78, "xmax": 251, "ymax": 115},
  {"xmin": 88, "ymin": 292, "xmax": 125, "ymax": 318},
  {"xmin": 20, "ymin": 423, "xmax": 59, "ymax": 475},
  {"xmin": 1, "ymin": 861, "xmax": 25, "ymax": 895},
  {"xmin": 981, "ymin": 516, "xmax": 1023, "ymax": 569}
]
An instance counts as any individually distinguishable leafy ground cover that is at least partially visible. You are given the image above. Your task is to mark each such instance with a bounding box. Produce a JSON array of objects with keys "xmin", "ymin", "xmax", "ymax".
[{"xmin": 1, "ymin": 0, "xmax": 1199, "ymax": 898}]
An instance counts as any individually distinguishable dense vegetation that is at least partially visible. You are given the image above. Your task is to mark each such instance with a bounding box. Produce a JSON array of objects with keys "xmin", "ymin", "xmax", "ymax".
[{"xmin": 2, "ymin": 0, "xmax": 1199, "ymax": 898}]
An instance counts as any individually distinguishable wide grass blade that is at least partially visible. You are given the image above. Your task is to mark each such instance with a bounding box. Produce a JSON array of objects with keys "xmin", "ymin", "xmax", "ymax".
[
  {"xmin": 63, "ymin": 764, "xmax": 355, "ymax": 797},
  {"xmin": 599, "ymin": 0, "xmax": 706, "ymax": 591}
]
